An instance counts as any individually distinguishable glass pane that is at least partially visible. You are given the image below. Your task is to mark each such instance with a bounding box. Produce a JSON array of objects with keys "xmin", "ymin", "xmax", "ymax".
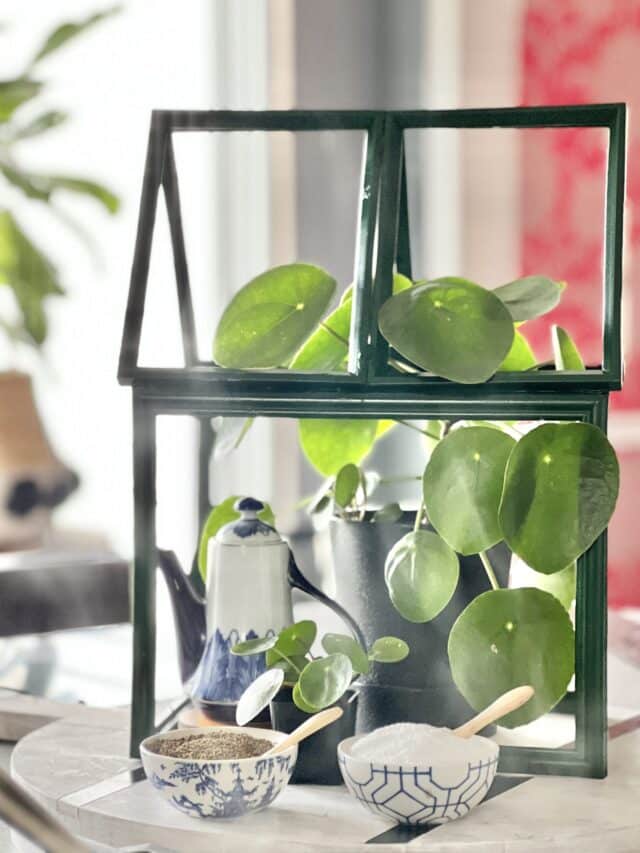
[
  {"xmin": 162, "ymin": 413, "xmax": 588, "ymax": 757},
  {"xmin": 402, "ymin": 126, "xmax": 608, "ymax": 373},
  {"xmin": 137, "ymin": 129, "xmax": 369, "ymax": 372}
]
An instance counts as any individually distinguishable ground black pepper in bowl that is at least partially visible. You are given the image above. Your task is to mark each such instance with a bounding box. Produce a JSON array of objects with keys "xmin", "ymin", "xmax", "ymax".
[{"xmin": 150, "ymin": 731, "xmax": 273, "ymax": 761}]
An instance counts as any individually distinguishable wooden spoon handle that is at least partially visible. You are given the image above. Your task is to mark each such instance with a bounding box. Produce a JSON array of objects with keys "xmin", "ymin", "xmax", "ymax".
[
  {"xmin": 453, "ymin": 685, "xmax": 535, "ymax": 739},
  {"xmin": 265, "ymin": 706, "xmax": 343, "ymax": 756}
]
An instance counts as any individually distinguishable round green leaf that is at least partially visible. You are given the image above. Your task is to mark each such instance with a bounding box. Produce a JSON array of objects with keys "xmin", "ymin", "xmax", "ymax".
[
  {"xmin": 232, "ymin": 635, "xmax": 277, "ymax": 656},
  {"xmin": 334, "ymin": 463, "xmax": 361, "ymax": 509},
  {"xmin": 290, "ymin": 298, "xmax": 350, "ymax": 372},
  {"xmin": 321, "ymin": 633, "xmax": 369, "ymax": 675},
  {"xmin": 392, "ymin": 272, "xmax": 413, "ymax": 293},
  {"xmin": 552, "ymin": 325, "xmax": 585, "ymax": 371},
  {"xmin": 498, "ymin": 329, "xmax": 537, "ymax": 371},
  {"xmin": 307, "ymin": 484, "xmax": 333, "ymax": 516},
  {"xmin": 340, "ymin": 272, "xmax": 412, "ymax": 306},
  {"xmin": 373, "ymin": 502, "xmax": 403, "ymax": 523},
  {"xmin": 448, "ymin": 588, "xmax": 575, "ymax": 728},
  {"xmin": 236, "ymin": 667, "xmax": 284, "ymax": 726},
  {"xmin": 378, "ymin": 278, "xmax": 514, "ymax": 383},
  {"xmin": 368, "ymin": 636, "xmax": 410, "ymax": 663},
  {"xmin": 292, "ymin": 681, "xmax": 319, "ymax": 713},
  {"xmin": 267, "ymin": 651, "xmax": 309, "ymax": 684},
  {"xmin": 499, "ymin": 423, "xmax": 619, "ymax": 574},
  {"xmin": 213, "ymin": 263, "xmax": 336, "ymax": 368},
  {"xmin": 298, "ymin": 653, "xmax": 353, "ymax": 710},
  {"xmin": 511, "ymin": 556, "xmax": 576, "ymax": 611},
  {"xmin": 198, "ymin": 496, "xmax": 275, "ymax": 580},
  {"xmin": 293, "ymin": 273, "xmax": 413, "ymax": 372},
  {"xmin": 299, "ymin": 419, "xmax": 378, "ymax": 476},
  {"xmin": 385, "ymin": 530, "xmax": 460, "ymax": 623},
  {"xmin": 423, "ymin": 427, "xmax": 516, "ymax": 555},
  {"xmin": 211, "ymin": 417, "xmax": 255, "ymax": 458},
  {"xmin": 534, "ymin": 562, "xmax": 577, "ymax": 610},
  {"xmin": 276, "ymin": 620, "xmax": 317, "ymax": 656},
  {"xmin": 493, "ymin": 276, "xmax": 565, "ymax": 322}
]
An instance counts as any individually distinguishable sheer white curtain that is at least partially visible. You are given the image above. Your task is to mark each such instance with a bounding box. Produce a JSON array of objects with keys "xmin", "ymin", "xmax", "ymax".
[{"xmin": 0, "ymin": 0, "xmax": 218, "ymax": 562}]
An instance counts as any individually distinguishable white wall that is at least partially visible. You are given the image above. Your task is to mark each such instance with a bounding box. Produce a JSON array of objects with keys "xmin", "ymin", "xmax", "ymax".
[{"xmin": 1, "ymin": 1, "xmax": 216, "ymax": 558}]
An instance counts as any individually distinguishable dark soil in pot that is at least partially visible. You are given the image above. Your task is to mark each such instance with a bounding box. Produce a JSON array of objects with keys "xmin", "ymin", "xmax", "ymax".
[
  {"xmin": 269, "ymin": 687, "xmax": 357, "ymax": 784},
  {"xmin": 330, "ymin": 511, "xmax": 510, "ymax": 733}
]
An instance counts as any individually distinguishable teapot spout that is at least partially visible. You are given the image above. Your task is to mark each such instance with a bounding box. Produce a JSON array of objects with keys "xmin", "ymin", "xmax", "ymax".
[{"xmin": 157, "ymin": 549, "xmax": 206, "ymax": 685}]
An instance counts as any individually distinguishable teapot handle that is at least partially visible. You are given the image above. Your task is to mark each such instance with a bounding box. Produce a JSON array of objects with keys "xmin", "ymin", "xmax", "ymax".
[{"xmin": 287, "ymin": 552, "xmax": 367, "ymax": 650}]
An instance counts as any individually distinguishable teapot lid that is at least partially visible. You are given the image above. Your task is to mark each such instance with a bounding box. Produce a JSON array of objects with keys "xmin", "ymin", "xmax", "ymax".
[{"xmin": 216, "ymin": 497, "xmax": 283, "ymax": 546}]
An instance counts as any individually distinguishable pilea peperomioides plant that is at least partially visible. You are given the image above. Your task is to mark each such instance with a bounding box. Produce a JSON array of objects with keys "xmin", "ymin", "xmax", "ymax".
[
  {"xmin": 232, "ymin": 620, "xmax": 408, "ymax": 724},
  {"xmin": 211, "ymin": 262, "xmax": 620, "ymax": 728},
  {"xmin": 386, "ymin": 420, "xmax": 618, "ymax": 727}
]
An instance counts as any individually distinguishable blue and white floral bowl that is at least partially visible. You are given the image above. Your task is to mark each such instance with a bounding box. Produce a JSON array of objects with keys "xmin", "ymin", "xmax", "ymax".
[
  {"xmin": 338, "ymin": 734, "xmax": 499, "ymax": 826},
  {"xmin": 140, "ymin": 726, "xmax": 297, "ymax": 819}
]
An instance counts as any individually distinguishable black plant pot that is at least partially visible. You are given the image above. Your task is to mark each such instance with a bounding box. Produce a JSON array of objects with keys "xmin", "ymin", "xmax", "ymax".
[
  {"xmin": 269, "ymin": 688, "xmax": 357, "ymax": 784},
  {"xmin": 330, "ymin": 512, "xmax": 510, "ymax": 733}
]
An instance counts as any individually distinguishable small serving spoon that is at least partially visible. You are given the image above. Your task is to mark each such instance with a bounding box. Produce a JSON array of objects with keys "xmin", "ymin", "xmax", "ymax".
[
  {"xmin": 264, "ymin": 706, "xmax": 344, "ymax": 756},
  {"xmin": 453, "ymin": 685, "xmax": 535, "ymax": 739}
]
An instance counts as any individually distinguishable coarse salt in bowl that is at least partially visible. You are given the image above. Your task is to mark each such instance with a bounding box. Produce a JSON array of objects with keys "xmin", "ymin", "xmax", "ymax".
[
  {"xmin": 338, "ymin": 723, "xmax": 499, "ymax": 826},
  {"xmin": 140, "ymin": 726, "xmax": 297, "ymax": 819}
]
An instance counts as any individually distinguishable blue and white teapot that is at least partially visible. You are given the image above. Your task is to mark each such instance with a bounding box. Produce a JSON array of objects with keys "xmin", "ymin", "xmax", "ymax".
[{"xmin": 181, "ymin": 497, "xmax": 362, "ymax": 721}]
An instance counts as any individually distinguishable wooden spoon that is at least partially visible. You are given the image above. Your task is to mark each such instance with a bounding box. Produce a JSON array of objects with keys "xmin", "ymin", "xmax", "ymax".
[
  {"xmin": 453, "ymin": 685, "xmax": 535, "ymax": 739},
  {"xmin": 264, "ymin": 706, "xmax": 344, "ymax": 756}
]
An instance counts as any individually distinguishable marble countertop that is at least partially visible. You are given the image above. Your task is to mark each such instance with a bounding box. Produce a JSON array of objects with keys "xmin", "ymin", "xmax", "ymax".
[{"xmin": 4, "ymin": 703, "xmax": 640, "ymax": 853}]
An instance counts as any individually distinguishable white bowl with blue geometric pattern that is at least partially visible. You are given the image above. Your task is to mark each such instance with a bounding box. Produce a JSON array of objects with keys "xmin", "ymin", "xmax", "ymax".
[
  {"xmin": 140, "ymin": 726, "xmax": 297, "ymax": 819},
  {"xmin": 338, "ymin": 733, "xmax": 499, "ymax": 826}
]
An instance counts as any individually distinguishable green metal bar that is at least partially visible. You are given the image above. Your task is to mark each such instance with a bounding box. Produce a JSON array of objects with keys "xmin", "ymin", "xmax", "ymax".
[
  {"xmin": 603, "ymin": 104, "xmax": 625, "ymax": 381},
  {"xmin": 396, "ymin": 146, "xmax": 412, "ymax": 279},
  {"xmin": 188, "ymin": 416, "xmax": 214, "ymax": 598},
  {"xmin": 150, "ymin": 104, "xmax": 622, "ymax": 134},
  {"xmin": 197, "ymin": 417, "xmax": 214, "ymax": 530},
  {"xmin": 121, "ymin": 366, "xmax": 621, "ymax": 395},
  {"xmin": 393, "ymin": 103, "xmax": 623, "ymax": 129},
  {"xmin": 574, "ymin": 394, "xmax": 608, "ymax": 777},
  {"xmin": 118, "ymin": 113, "xmax": 168, "ymax": 380},
  {"xmin": 129, "ymin": 394, "xmax": 157, "ymax": 758},
  {"xmin": 158, "ymin": 109, "xmax": 383, "ymax": 133},
  {"xmin": 371, "ymin": 117, "xmax": 403, "ymax": 378},
  {"xmin": 162, "ymin": 135, "xmax": 199, "ymax": 367},
  {"xmin": 498, "ymin": 747, "xmax": 593, "ymax": 777},
  {"xmin": 131, "ymin": 393, "xmax": 599, "ymax": 422},
  {"xmin": 348, "ymin": 118, "xmax": 385, "ymax": 377}
]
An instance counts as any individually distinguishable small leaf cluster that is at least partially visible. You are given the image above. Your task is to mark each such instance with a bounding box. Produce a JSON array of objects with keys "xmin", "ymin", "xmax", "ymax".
[
  {"xmin": 0, "ymin": 7, "xmax": 120, "ymax": 348},
  {"xmin": 306, "ymin": 463, "xmax": 403, "ymax": 524},
  {"xmin": 232, "ymin": 619, "xmax": 408, "ymax": 724}
]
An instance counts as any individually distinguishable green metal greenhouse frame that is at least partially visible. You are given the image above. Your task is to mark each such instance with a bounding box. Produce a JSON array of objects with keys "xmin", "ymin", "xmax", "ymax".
[{"xmin": 119, "ymin": 104, "xmax": 626, "ymax": 778}]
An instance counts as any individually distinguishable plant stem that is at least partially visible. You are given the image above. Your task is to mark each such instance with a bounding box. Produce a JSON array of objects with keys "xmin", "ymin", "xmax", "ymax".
[
  {"xmin": 526, "ymin": 359, "xmax": 554, "ymax": 371},
  {"xmin": 271, "ymin": 649, "xmax": 304, "ymax": 675},
  {"xmin": 320, "ymin": 322, "xmax": 349, "ymax": 346},
  {"xmin": 388, "ymin": 357, "xmax": 421, "ymax": 374},
  {"xmin": 397, "ymin": 419, "xmax": 431, "ymax": 437},
  {"xmin": 413, "ymin": 502, "xmax": 426, "ymax": 533},
  {"xmin": 479, "ymin": 550, "xmax": 500, "ymax": 590}
]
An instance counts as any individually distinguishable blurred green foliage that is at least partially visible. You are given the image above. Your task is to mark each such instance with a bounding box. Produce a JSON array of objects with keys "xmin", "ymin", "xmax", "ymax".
[{"xmin": 0, "ymin": 7, "xmax": 120, "ymax": 348}]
